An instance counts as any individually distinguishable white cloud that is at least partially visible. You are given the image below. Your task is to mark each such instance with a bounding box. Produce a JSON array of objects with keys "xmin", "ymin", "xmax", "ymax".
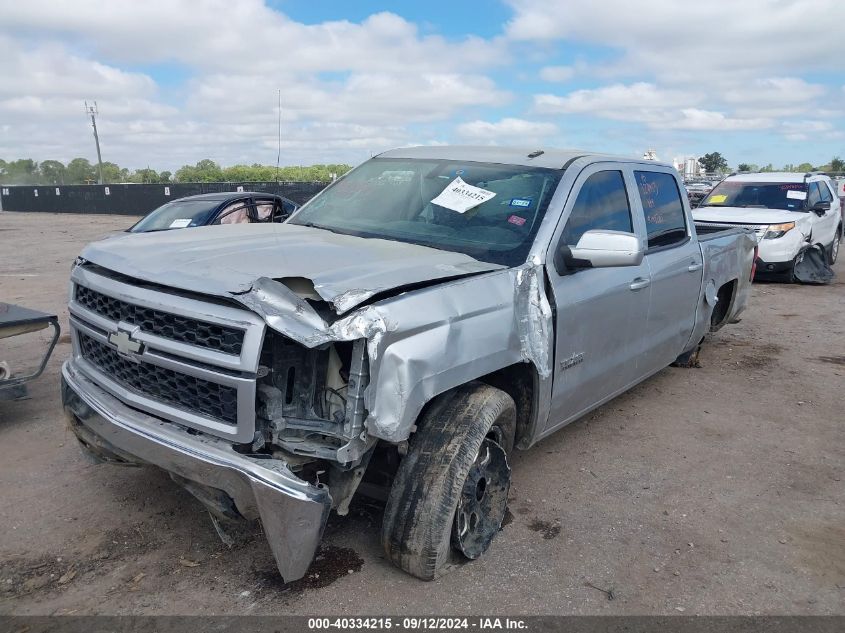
[
  {"xmin": 456, "ymin": 117, "xmax": 558, "ymax": 142},
  {"xmin": 665, "ymin": 109, "xmax": 772, "ymax": 131},
  {"xmin": 533, "ymin": 83, "xmax": 775, "ymax": 131},
  {"xmin": 538, "ymin": 66, "xmax": 574, "ymax": 82},
  {"xmin": 1, "ymin": 1, "xmax": 842, "ymax": 169},
  {"xmin": 506, "ymin": 0, "xmax": 842, "ymax": 80},
  {"xmin": 535, "ymin": 82, "xmax": 696, "ymax": 115},
  {"xmin": 0, "ymin": 3, "xmax": 512, "ymax": 168},
  {"xmin": 2, "ymin": 2, "xmax": 506, "ymax": 75}
]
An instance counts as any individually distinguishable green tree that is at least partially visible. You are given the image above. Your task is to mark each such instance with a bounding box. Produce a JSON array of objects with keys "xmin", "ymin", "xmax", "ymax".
[
  {"xmin": 737, "ymin": 163, "xmax": 752, "ymax": 172},
  {"xmin": 759, "ymin": 163, "xmax": 774, "ymax": 172},
  {"xmin": 158, "ymin": 171, "xmax": 172, "ymax": 183},
  {"xmin": 100, "ymin": 161, "xmax": 129, "ymax": 183},
  {"xmin": 130, "ymin": 168, "xmax": 159, "ymax": 183},
  {"xmin": 797, "ymin": 162, "xmax": 814, "ymax": 172},
  {"xmin": 1, "ymin": 158, "xmax": 39, "ymax": 184},
  {"xmin": 65, "ymin": 158, "xmax": 97, "ymax": 184},
  {"xmin": 39, "ymin": 160, "xmax": 67, "ymax": 185},
  {"xmin": 829, "ymin": 156, "xmax": 844, "ymax": 172},
  {"xmin": 699, "ymin": 152, "xmax": 728, "ymax": 174},
  {"xmin": 173, "ymin": 164, "xmax": 198, "ymax": 182},
  {"xmin": 175, "ymin": 159, "xmax": 223, "ymax": 182}
]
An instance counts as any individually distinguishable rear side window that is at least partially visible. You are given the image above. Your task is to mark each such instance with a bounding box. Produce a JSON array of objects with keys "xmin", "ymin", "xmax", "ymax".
[
  {"xmin": 634, "ymin": 171, "xmax": 688, "ymax": 249},
  {"xmin": 560, "ymin": 170, "xmax": 633, "ymax": 246}
]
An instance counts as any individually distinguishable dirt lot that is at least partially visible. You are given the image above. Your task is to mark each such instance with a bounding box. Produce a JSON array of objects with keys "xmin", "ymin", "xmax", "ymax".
[{"xmin": 1, "ymin": 211, "xmax": 843, "ymax": 615}]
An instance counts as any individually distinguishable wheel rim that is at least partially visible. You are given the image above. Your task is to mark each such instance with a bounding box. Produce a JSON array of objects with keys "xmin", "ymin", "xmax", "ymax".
[
  {"xmin": 451, "ymin": 438, "xmax": 510, "ymax": 559},
  {"xmin": 833, "ymin": 233, "xmax": 840, "ymax": 262}
]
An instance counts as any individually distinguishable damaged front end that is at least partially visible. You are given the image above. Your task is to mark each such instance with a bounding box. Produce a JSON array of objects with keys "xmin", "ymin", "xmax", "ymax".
[{"xmin": 63, "ymin": 244, "xmax": 545, "ymax": 582}]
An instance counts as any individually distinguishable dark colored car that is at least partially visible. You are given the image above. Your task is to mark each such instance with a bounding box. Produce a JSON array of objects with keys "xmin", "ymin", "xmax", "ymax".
[{"xmin": 129, "ymin": 192, "xmax": 298, "ymax": 233}]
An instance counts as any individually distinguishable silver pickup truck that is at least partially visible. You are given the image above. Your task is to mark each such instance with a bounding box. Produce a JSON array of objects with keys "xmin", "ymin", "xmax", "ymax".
[{"xmin": 62, "ymin": 147, "xmax": 757, "ymax": 582}]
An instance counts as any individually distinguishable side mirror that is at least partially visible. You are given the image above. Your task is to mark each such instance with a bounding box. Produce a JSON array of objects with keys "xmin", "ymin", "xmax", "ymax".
[
  {"xmin": 555, "ymin": 230, "xmax": 644, "ymax": 274},
  {"xmin": 812, "ymin": 201, "xmax": 830, "ymax": 215}
]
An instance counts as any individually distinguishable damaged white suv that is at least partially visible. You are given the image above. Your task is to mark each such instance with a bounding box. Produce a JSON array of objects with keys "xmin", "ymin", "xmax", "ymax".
[
  {"xmin": 694, "ymin": 172, "xmax": 842, "ymax": 280},
  {"xmin": 62, "ymin": 147, "xmax": 756, "ymax": 582}
]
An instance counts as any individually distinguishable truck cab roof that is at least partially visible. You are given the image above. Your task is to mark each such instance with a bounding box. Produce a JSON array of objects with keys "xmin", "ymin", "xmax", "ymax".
[{"xmin": 378, "ymin": 145, "xmax": 670, "ymax": 171}]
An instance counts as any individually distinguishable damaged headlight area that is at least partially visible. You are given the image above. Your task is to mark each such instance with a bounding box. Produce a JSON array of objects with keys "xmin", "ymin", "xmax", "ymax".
[
  {"xmin": 253, "ymin": 332, "xmax": 374, "ymax": 472},
  {"xmin": 763, "ymin": 222, "xmax": 795, "ymax": 239}
]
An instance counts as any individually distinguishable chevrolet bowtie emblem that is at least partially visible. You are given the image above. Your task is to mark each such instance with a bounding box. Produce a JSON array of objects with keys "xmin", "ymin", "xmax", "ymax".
[{"xmin": 108, "ymin": 328, "xmax": 144, "ymax": 356}]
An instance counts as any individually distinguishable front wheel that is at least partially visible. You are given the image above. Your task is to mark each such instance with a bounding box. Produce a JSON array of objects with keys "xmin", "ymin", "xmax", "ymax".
[
  {"xmin": 829, "ymin": 226, "xmax": 841, "ymax": 265},
  {"xmin": 381, "ymin": 382, "xmax": 516, "ymax": 580}
]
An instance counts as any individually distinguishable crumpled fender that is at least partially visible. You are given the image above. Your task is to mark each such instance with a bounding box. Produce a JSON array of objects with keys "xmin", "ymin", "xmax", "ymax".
[{"xmin": 233, "ymin": 264, "xmax": 553, "ymax": 443}]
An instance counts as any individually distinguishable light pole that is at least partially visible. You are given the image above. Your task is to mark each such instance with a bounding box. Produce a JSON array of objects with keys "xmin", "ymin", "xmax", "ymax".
[{"xmin": 85, "ymin": 101, "xmax": 104, "ymax": 185}]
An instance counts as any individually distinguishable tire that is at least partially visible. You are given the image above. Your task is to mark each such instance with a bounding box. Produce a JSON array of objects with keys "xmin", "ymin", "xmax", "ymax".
[
  {"xmin": 829, "ymin": 225, "xmax": 841, "ymax": 265},
  {"xmin": 381, "ymin": 382, "xmax": 516, "ymax": 580}
]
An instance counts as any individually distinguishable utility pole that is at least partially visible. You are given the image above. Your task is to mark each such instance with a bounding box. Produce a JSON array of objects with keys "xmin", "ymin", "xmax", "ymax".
[{"xmin": 85, "ymin": 101, "xmax": 104, "ymax": 185}]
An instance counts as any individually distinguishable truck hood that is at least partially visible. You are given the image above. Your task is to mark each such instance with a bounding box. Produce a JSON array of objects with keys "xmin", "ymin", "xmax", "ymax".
[
  {"xmin": 693, "ymin": 206, "xmax": 805, "ymax": 225},
  {"xmin": 80, "ymin": 223, "xmax": 504, "ymax": 314}
]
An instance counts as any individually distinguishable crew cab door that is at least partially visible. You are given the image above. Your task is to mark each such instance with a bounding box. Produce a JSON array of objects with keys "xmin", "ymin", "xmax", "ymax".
[
  {"xmin": 544, "ymin": 165, "xmax": 650, "ymax": 433},
  {"xmin": 632, "ymin": 168, "xmax": 702, "ymax": 372}
]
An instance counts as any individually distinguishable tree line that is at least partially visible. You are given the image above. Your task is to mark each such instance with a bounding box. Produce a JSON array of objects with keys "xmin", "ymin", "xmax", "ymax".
[
  {"xmin": 0, "ymin": 158, "xmax": 352, "ymax": 185},
  {"xmin": 698, "ymin": 152, "xmax": 844, "ymax": 175}
]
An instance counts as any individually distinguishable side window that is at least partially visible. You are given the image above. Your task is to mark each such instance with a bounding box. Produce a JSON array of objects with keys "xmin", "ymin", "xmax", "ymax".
[
  {"xmin": 634, "ymin": 171, "xmax": 688, "ymax": 249},
  {"xmin": 806, "ymin": 182, "xmax": 822, "ymax": 207},
  {"xmin": 818, "ymin": 182, "xmax": 832, "ymax": 203},
  {"xmin": 254, "ymin": 199, "xmax": 275, "ymax": 221},
  {"xmin": 216, "ymin": 201, "xmax": 251, "ymax": 225},
  {"xmin": 560, "ymin": 170, "xmax": 633, "ymax": 246}
]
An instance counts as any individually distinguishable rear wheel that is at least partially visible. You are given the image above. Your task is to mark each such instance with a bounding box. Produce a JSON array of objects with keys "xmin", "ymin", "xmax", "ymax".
[{"xmin": 381, "ymin": 382, "xmax": 516, "ymax": 580}]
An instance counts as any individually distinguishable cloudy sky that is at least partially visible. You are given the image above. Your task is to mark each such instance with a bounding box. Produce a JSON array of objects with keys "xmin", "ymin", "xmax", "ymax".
[{"xmin": 1, "ymin": 0, "xmax": 843, "ymax": 170}]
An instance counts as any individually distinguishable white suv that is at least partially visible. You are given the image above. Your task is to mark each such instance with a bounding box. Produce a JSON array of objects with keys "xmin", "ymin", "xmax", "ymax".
[{"xmin": 693, "ymin": 172, "xmax": 842, "ymax": 279}]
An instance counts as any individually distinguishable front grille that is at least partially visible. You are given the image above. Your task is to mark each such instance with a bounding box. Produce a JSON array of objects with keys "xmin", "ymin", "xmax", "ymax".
[
  {"xmin": 78, "ymin": 331, "xmax": 238, "ymax": 425},
  {"xmin": 75, "ymin": 285, "xmax": 244, "ymax": 355}
]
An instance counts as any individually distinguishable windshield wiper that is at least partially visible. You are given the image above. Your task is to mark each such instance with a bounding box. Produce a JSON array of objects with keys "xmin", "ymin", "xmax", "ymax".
[{"xmin": 298, "ymin": 221, "xmax": 344, "ymax": 235}]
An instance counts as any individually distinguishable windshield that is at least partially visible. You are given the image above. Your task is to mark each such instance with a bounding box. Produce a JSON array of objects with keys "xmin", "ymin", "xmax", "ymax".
[
  {"xmin": 289, "ymin": 158, "xmax": 562, "ymax": 266},
  {"xmin": 130, "ymin": 199, "xmax": 221, "ymax": 232},
  {"xmin": 699, "ymin": 181, "xmax": 807, "ymax": 211}
]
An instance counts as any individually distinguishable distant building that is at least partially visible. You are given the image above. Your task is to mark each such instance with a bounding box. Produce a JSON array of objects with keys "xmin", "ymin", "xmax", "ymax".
[
  {"xmin": 673, "ymin": 156, "xmax": 703, "ymax": 178},
  {"xmin": 642, "ymin": 149, "xmax": 659, "ymax": 161}
]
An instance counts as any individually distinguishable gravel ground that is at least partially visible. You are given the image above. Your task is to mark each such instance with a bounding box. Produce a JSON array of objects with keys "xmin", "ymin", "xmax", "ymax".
[{"xmin": 1, "ymin": 211, "xmax": 843, "ymax": 615}]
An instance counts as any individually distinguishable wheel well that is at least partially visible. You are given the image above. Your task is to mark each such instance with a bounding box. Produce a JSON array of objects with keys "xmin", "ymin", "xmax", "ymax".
[
  {"xmin": 710, "ymin": 279, "xmax": 737, "ymax": 330},
  {"xmin": 478, "ymin": 363, "xmax": 537, "ymax": 449}
]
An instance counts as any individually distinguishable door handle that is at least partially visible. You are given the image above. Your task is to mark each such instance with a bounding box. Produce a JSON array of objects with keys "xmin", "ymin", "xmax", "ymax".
[
  {"xmin": 688, "ymin": 262, "xmax": 703, "ymax": 272},
  {"xmin": 629, "ymin": 277, "xmax": 651, "ymax": 291}
]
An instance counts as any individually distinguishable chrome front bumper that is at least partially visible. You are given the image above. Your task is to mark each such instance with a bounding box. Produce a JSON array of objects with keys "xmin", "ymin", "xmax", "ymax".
[{"xmin": 61, "ymin": 359, "xmax": 332, "ymax": 582}]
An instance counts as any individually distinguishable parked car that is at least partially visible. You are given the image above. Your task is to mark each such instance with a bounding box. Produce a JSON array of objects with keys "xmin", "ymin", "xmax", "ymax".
[
  {"xmin": 829, "ymin": 176, "xmax": 845, "ymax": 224},
  {"xmin": 693, "ymin": 172, "xmax": 842, "ymax": 280},
  {"xmin": 684, "ymin": 180, "xmax": 714, "ymax": 207},
  {"xmin": 62, "ymin": 147, "xmax": 756, "ymax": 583},
  {"xmin": 128, "ymin": 192, "xmax": 298, "ymax": 233}
]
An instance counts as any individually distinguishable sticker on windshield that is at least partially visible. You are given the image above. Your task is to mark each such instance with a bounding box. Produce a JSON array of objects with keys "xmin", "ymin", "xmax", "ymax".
[
  {"xmin": 430, "ymin": 177, "xmax": 496, "ymax": 213},
  {"xmin": 169, "ymin": 218, "xmax": 192, "ymax": 228},
  {"xmin": 510, "ymin": 198, "xmax": 532, "ymax": 208},
  {"xmin": 507, "ymin": 214, "xmax": 527, "ymax": 226},
  {"xmin": 708, "ymin": 194, "xmax": 727, "ymax": 204},
  {"xmin": 786, "ymin": 190, "xmax": 807, "ymax": 200}
]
